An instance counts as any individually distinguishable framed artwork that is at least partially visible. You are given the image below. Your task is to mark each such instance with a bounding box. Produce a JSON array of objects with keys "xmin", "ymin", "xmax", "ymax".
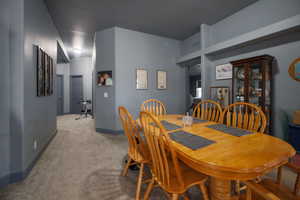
[
  {"xmin": 37, "ymin": 47, "xmax": 45, "ymax": 96},
  {"xmin": 289, "ymin": 58, "xmax": 300, "ymax": 82},
  {"xmin": 157, "ymin": 70, "xmax": 167, "ymax": 89},
  {"xmin": 45, "ymin": 54, "xmax": 50, "ymax": 95},
  {"xmin": 36, "ymin": 46, "xmax": 54, "ymax": 97},
  {"xmin": 216, "ymin": 63, "xmax": 233, "ymax": 80},
  {"xmin": 97, "ymin": 71, "xmax": 113, "ymax": 86},
  {"xmin": 136, "ymin": 69, "xmax": 148, "ymax": 89},
  {"xmin": 210, "ymin": 86, "xmax": 230, "ymax": 108}
]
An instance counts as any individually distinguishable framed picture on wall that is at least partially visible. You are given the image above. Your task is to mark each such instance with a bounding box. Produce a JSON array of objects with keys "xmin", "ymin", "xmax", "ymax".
[
  {"xmin": 37, "ymin": 47, "xmax": 45, "ymax": 96},
  {"xmin": 157, "ymin": 70, "xmax": 167, "ymax": 89},
  {"xmin": 216, "ymin": 63, "xmax": 232, "ymax": 80},
  {"xmin": 210, "ymin": 86, "xmax": 230, "ymax": 108},
  {"xmin": 97, "ymin": 71, "xmax": 113, "ymax": 86},
  {"xmin": 36, "ymin": 46, "xmax": 54, "ymax": 97},
  {"xmin": 136, "ymin": 69, "xmax": 148, "ymax": 89},
  {"xmin": 289, "ymin": 57, "xmax": 300, "ymax": 82}
]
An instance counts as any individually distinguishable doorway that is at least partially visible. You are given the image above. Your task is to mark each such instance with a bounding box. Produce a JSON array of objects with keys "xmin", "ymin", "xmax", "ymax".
[
  {"xmin": 56, "ymin": 75, "xmax": 64, "ymax": 115},
  {"xmin": 70, "ymin": 75, "xmax": 83, "ymax": 114}
]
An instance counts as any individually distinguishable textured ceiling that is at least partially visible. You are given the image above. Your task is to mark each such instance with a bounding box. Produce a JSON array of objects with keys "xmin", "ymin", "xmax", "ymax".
[{"xmin": 44, "ymin": 0, "xmax": 258, "ymax": 59}]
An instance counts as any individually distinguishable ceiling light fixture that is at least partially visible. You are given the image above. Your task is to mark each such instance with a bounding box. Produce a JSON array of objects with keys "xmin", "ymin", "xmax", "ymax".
[{"xmin": 73, "ymin": 48, "xmax": 82, "ymax": 55}]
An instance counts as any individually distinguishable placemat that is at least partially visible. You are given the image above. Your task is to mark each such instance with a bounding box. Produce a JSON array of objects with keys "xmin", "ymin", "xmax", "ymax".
[
  {"xmin": 206, "ymin": 124, "xmax": 252, "ymax": 137},
  {"xmin": 169, "ymin": 131, "xmax": 215, "ymax": 150},
  {"xmin": 150, "ymin": 120, "xmax": 182, "ymax": 131}
]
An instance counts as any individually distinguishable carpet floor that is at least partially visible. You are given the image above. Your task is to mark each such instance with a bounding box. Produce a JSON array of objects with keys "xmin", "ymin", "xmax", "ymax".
[{"xmin": 0, "ymin": 115, "xmax": 297, "ymax": 200}]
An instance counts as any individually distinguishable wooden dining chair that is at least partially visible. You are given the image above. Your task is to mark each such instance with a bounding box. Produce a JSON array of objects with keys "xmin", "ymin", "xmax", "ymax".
[
  {"xmin": 221, "ymin": 102, "xmax": 267, "ymax": 133},
  {"xmin": 222, "ymin": 102, "xmax": 267, "ymax": 195},
  {"xmin": 140, "ymin": 99, "xmax": 166, "ymax": 116},
  {"xmin": 193, "ymin": 100, "xmax": 223, "ymax": 123},
  {"xmin": 243, "ymin": 163, "xmax": 300, "ymax": 200},
  {"xmin": 139, "ymin": 111, "xmax": 209, "ymax": 200},
  {"xmin": 118, "ymin": 106, "xmax": 150, "ymax": 200}
]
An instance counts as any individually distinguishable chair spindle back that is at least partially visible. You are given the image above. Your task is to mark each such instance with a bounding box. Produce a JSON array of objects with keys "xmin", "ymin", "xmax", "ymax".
[
  {"xmin": 140, "ymin": 99, "xmax": 166, "ymax": 116},
  {"xmin": 222, "ymin": 102, "xmax": 267, "ymax": 133},
  {"xmin": 118, "ymin": 106, "xmax": 148, "ymax": 160},
  {"xmin": 193, "ymin": 100, "xmax": 223, "ymax": 122}
]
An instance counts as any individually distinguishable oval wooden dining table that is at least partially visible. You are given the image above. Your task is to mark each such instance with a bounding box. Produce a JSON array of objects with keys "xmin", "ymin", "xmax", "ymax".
[{"xmin": 155, "ymin": 114, "xmax": 296, "ymax": 200}]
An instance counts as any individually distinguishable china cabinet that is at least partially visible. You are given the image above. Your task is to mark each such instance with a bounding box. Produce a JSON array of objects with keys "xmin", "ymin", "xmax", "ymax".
[{"xmin": 230, "ymin": 55, "xmax": 274, "ymax": 134}]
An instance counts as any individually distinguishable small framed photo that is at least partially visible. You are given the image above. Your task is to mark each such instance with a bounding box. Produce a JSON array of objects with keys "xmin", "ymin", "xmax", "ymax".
[
  {"xmin": 210, "ymin": 86, "xmax": 230, "ymax": 108},
  {"xmin": 136, "ymin": 69, "xmax": 148, "ymax": 89},
  {"xmin": 97, "ymin": 71, "xmax": 113, "ymax": 86},
  {"xmin": 157, "ymin": 70, "xmax": 167, "ymax": 90},
  {"xmin": 216, "ymin": 63, "xmax": 232, "ymax": 80}
]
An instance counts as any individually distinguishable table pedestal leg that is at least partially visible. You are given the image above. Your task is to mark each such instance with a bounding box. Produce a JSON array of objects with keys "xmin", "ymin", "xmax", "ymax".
[{"xmin": 210, "ymin": 177, "xmax": 235, "ymax": 200}]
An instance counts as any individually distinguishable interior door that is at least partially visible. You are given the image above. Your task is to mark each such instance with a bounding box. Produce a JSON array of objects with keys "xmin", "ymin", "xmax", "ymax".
[
  {"xmin": 70, "ymin": 75, "xmax": 83, "ymax": 114},
  {"xmin": 56, "ymin": 75, "xmax": 64, "ymax": 115}
]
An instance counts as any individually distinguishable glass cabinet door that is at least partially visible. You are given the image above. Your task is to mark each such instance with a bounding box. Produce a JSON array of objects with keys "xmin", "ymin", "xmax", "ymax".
[
  {"xmin": 233, "ymin": 65, "xmax": 247, "ymax": 103},
  {"xmin": 248, "ymin": 62, "xmax": 263, "ymax": 106}
]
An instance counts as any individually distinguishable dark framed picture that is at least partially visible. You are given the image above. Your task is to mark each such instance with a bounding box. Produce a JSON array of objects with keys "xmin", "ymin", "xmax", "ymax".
[
  {"xmin": 37, "ymin": 47, "xmax": 45, "ymax": 96},
  {"xmin": 210, "ymin": 86, "xmax": 230, "ymax": 108},
  {"xmin": 97, "ymin": 71, "xmax": 113, "ymax": 86},
  {"xmin": 36, "ymin": 46, "xmax": 54, "ymax": 97},
  {"xmin": 157, "ymin": 70, "xmax": 167, "ymax": 89}
]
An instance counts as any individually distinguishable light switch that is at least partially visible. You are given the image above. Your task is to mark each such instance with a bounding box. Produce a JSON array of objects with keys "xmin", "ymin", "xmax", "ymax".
[{"xmin": 104, "ymin": 92, "xmax": 108, "ymax": 98}]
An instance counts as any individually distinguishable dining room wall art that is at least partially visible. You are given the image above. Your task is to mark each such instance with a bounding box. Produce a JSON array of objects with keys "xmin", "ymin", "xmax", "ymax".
[
  {"xmin": 157, "ymin": 70, "xmax": 167, "ymax": 89},
  {"xmin": 209, "ymin": 86, "xmax": 230, "ymax": 108},
  {"xmin": 215, "ymin": 63, "xmax": 233, "ymax": 80},
  {"xmin": 289, "ymin": 57, "xmax": 300, "ymax": 82},
  {"xmin": 136, "ymin": 69, "xmax": 148, "ymax": 89},
  {"xmin": 97, "ymin": 71, "xmax": 113, "ymax": 86},
  {"xmin": 36, "ymin": 46, "xmax": 54, "ymax": 97}
]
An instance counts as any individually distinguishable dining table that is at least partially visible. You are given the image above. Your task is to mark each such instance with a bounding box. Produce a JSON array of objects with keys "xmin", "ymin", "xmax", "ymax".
[{"xmin": 154, "ymin": 114, "xmax": 296, "ymax": 200}]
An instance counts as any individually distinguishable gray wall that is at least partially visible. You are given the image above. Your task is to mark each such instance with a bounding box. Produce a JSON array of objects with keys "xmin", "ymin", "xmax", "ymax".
[
  {"xmin": 70, "ymin": 57, "xmax": 93, "ymax": 101},
  {"xmin": 1, "ymin": 0, "xmax": 25, "ymax": 182},
  {"xmin": 180, "ymin": 32, "xmax": 201, "ymax": 57},
  {"xmin": 0, "ymin": 0, "xmax": 67, "ymax": 186},
  {"xmin": 93, "ymin": 27, "xmax": 186, "ymax": 131},
  {"xmin": 0, "ymin": 0, "xmax": 12, "ymax": 185},
  {"xmin": 23, "ymin": 0, "xmax": 63, "ymax": 170},
  {"xmin": 203, "ymin": 0, "xmax": 300, "ymax": 139},
  {"xmin": 210, "ymin": 0, "xmax": 300, "ymax": 45},
  {"xmin": 57, "ymin": 63, "xmax": 70, "ymax": 113},
  {"xmin": 94, "ymin": 28, "xmax": 116, "ymax": 130},
  {"xmin": 115, "ymin": 27, "xmax": 186, "ymax": 129}
]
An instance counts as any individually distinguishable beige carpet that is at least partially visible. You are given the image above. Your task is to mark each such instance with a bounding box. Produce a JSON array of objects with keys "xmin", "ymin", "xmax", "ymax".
[{"xmin": 0, "ymin": 115, "xmax": 297, "ymax": 200}]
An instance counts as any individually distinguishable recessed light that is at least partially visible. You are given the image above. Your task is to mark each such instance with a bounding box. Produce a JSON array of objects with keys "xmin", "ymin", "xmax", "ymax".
[{"xmin": 73, "ymin": 48, "xmax": 82, "ymax": 54}]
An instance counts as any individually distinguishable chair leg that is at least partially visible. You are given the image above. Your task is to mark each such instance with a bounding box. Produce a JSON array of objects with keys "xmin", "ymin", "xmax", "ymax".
[
  {"xmin": 236, "ymin": 180, "xmax": 240, "ymax": 195},
  {"xmin": 294, "ymin": 173, "xmax": 300, "ymax": 195},
  {"xmin": 183, "ymin": 192, "xmax": 189, "ymax": 200},
  {"xmin": 122, "ymin": 157, "xmax": 132, "ymax": 176},
  {"xmin": 170, "ymin": 194, "xmax": 179, "ymax": 200},
  {"xmin": 143, "ymin": 177, "xmax": 155, "ymax": 200},
  {"xmin": 246, "ymin": 188, "xmax": 252, "ymax": 200},
  {"xmin": 199, "ymin": 183, "xmax": 209, "ymax": 200},
  {"xmin": 276, "ymin": 166, "xmax": 282, "ymax": 184},
  {"xmin": 135, "ymin": 163, "xmax": 144, "ymax": 200}
]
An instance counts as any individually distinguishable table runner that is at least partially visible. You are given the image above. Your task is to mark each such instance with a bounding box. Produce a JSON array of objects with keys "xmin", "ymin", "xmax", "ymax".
[
  {"xmin": 207, "ymin": 124, "xmax": 252, "ymax": 137},
  {"xmin": 150, "ymin": 120, "xmax": 182, "ymax": 131}
]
